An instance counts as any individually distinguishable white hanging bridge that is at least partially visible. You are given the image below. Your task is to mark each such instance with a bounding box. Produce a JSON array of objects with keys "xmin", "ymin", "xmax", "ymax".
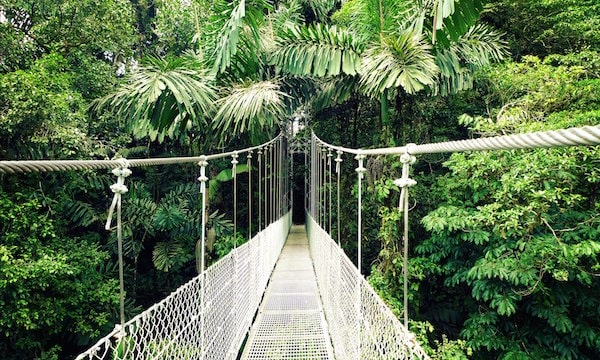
[{"xmin": 1, "ymin": 125, "xmax": 599, "ymax": 360}]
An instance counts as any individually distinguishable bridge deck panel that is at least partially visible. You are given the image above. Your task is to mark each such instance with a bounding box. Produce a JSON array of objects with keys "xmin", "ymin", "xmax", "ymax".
[{"xmin": 241, "ymin": 225, "xmax": 334, "ymax": 359}]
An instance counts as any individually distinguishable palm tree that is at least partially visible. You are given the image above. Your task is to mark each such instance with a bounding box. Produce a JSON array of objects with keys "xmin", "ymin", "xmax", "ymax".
[
  {"xmin": 270, "ymin": 0, "xmax": 508, "ymax": 329},
  {"xmin": 95, "ymin": 0, "xmax": 307, "ymax": 146},
  {"xmin": 94, "ymin": 54, "xmax": 217, "ymax": 144},
  {"xmin": 272, "ymin": 0, "xmax": 507, "ymax": 144}
]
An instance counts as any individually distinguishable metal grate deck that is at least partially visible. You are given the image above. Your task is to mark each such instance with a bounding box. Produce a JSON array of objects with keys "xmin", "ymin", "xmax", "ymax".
[{"xmin": 241, "ymin": 225, "xmax": 334, "ymax": 359}]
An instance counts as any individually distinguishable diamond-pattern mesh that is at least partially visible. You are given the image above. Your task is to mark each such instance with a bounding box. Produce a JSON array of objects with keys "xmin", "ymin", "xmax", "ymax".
[
  {"xmin": 242, "ymin": 225, "xmax": 334, "ymax": 360},
  {"xmin": 307, "ymin": 215, "xmax": 430, "ymax": 360},
  {"xmin": 76, "ymin": 212, "xmax": 291, "ymax": 360},
  {"xmin": 78, "ymin": 211, "xmax": 429, "ymax": 360}
]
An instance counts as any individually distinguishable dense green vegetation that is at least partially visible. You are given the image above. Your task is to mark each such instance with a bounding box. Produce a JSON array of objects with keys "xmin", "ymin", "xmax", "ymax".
[{"xmin": 0, "ymin": 0, "xmax": 598, "ymax": 359}]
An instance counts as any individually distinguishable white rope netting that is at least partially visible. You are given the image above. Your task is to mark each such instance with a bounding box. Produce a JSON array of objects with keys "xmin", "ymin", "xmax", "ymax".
[
  {"xmin": 76, "ymin": 212, "xmax": 291, "ymax": 360},
  {"xmin": 307, "ymin": 215, "xmax": 429, "ymax": 360}
]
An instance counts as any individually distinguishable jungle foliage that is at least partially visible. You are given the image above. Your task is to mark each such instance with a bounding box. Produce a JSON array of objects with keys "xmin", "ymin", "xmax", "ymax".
[{"xmin": 0, "ymin": 0, "xmax": 599, "ymax": 359}]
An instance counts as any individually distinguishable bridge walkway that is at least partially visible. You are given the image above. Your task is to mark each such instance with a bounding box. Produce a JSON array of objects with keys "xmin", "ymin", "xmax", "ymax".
[{"xmin": 241, "ymin": 225, "xmax": 334, "ymax": 359}]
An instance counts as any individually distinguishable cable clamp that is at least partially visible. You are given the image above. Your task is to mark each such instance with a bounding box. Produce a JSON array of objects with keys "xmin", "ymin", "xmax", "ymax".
[
  {"xmin": 231, "ymin": 152, "xmax": 239, "ymax": 179},
  {"xmin": 105, "ymin": 158, "xmax": 131, "ymax": 230},
  {"xmin": 198, "ymin": 156, "xmax": 208, "ymax": 193},
  {"xmin": 355, "ymin": 154, "xmax": 366, "ymax": 179}
]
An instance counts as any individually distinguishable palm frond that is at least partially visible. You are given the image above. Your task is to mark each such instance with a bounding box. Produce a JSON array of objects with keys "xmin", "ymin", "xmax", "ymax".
[
  {"xmin": 211, "ymin": 0, "xmax": 270, "ymax": 74},
  {"xmin": 303, "ymin": 0, "xmax": 336, "ymax": 21},
  {"xmin": 213, "ymin": 80, "xmax": 288, "ymax": 139},
  {"xmin": 63, "ymin": 200, "xmax": 99, "ymax": 227},
  {"xmin": 430, "ymin": 0, "xmax": 485, "ymax": 44},
  {"xmin": 359, "ymin": 31, "xmax": 439, "ymax": 96},
  {"xmin": 152, "ymin": 240, "xmax": 186, "ymax": 272},
  {"xmin": 311, "ymin": 75, "xmax": 360, "ymax": 112},
  {"xmin": 434, "ymin": 23, "xmax": 508, "ymax": 95},
  {"xmin": 273, "ymin": 23, "xmax": 364, "ymax": 77},
  {"xmin": 280, "ymin": 76, "xmax": 317, "ymax": 112},
  {"xmin": 260, "ymin": 0, "xmax": 304, "ymax": 55},
  {"xmin": 454, "ymin": 23, "xmax": 508, "ymax": 67},
  {"xmin": 94, "ymin": 55, "xmax": 217, "ymax": 142},
  {"xmin": 153, "ymin": 204, "xmax": 186, "ymax": 231}
]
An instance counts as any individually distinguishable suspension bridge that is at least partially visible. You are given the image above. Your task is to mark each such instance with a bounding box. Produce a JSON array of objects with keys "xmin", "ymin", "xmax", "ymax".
[{"xmin": 1, "ymin": 125, "xmax": 599, "ymax": 359}]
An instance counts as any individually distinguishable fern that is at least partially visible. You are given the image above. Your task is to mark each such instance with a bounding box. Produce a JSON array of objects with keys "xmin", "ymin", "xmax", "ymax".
[
  {"xmin": 152, "ymin": 240, "xmax": 186, "ymax": 272},
  {"xmin": 63, "ymin": 200, "xmax": 99, "ymax": 227}
]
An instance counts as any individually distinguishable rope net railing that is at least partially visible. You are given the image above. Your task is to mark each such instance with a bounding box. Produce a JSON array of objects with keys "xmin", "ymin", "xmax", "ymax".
[
  {"xmin": 305, "ymin": 124, "xmax": 600, "ymax": 360},
  {"xmin": 76, "ymin": 212, "xmax": 291, "ymax": 360},
  {"xmin": 1, "ymin": 133, "xmax": 293, "ymax": 359},
  {"xmin": 307, "ymin": 214, "xmax": 428, "ymax": 359}
]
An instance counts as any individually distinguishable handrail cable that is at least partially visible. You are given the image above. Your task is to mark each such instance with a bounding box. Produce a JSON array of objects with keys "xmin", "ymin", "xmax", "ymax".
[
  {"xmin": 314, "ymin": 125, "xmax": 600, "ymax": 156},
  {"xmin": 0, "ymin": 134, "xmax": 282, "ymax": 174}
]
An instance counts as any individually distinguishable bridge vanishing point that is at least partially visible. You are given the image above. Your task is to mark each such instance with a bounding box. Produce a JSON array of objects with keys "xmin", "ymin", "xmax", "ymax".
[{"xmin": 1, "ymin": 125, "xmax": 599, "ymax": 359}]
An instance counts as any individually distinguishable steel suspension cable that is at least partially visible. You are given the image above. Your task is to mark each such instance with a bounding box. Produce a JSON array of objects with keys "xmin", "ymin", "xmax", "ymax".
[
  {"xmin": 0, "ymin": 135, "xmax": 282, "ymax": 174},
  {"xmin": 313, "ymin": 125, "xmax": 600, "ymax": 156}
]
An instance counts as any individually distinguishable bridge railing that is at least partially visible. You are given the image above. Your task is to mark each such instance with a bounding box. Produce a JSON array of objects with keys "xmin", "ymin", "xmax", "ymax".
[
  {"xmin": 306, "ymin": 124, "xmax": 600, "ymax": 359},
  {"xmin": 76, "ymin": 211, "xmax": 291, "ymax": 360},
  {"xmin": 307, "ymin": 214, "xmax": 429, "ymax": 360},
  {"xmin": 1, "ymin": 133, "xmax": 292, "ymax": 359}
]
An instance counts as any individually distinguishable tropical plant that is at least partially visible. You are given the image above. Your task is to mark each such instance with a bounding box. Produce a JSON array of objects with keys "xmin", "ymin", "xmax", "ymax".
[
  {"xmin": 413, "ymin": 52, "xmax": 600, "ymax": 359},
  {"xmin": 0, "ymin": 0, "xmax": 135, "ymax": 65},
  {"xmin": 482, "ymin": 0, "xmax": 600, "ymax": 58},
  {"xmin": 0, "ymin": 194, "xmax": 120, "ymax": 359},
  {"xmin": 273, "ymin": 0, "xmax": 507, "ymax": 145},
  {"xmin": 94, "ymin": 54, "xmax": 217, "ymax": 143},
  {"xmin": 0, "ymin": 53, "xmax": 89, "ymax": 159}
]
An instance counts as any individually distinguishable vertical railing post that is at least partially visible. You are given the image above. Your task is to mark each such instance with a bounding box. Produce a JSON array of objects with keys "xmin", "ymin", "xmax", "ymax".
[
  {"xmin": 290, "ymin": 137, "xmax": 292, "ymax": 214},
  {"xmin": 197, "ymin": 155, "xmax": 209, "ymax": 359},
  {"xmin": 335, "ymin": 150, "xmax": 343, "ymax": 246},
  {"xmin": 266, "ymin": 145, "xmax": 270, "ymax": 226},
  {"xmin": 247, "ymin": 150, "xmax": 255, "ymax": 336},
  {"xmin": 258, "ymin": 149, "xmax": 262, "ymax": 231},
  {"xmin": 355, "ymin": 153, "xmax": 366, "ymax": 359},
  {"xmin": 231, "ymin": 152, "xmax": 239, "ymax": 241},
  {"xmin": 305, "ymin": 138, "xmax": 308, "ymax": 212},
  {"xmin": 394, "ymin": 149, "xmax": 417, "ymax": 329},
  {"xmin": 310, "ymin": 134, "xmax": 315, "ymax": 218},
  {"xmin": 270, "ymin": 143, "xmax": 274, "ymax": 225},
  {"xmin": 105, "ymin": 158, "xmax": 131, "ymax": 334},
  {"xmin": 322, "ymin": 148, "xmax": 326, "ymax": 227},
  {"xmin": 247, "ymin": 151, "xmax": 253, "ymax": 240},
  {"xmin": 327, "ymin": 149, "xmax": 332, "ymax": 234}
]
